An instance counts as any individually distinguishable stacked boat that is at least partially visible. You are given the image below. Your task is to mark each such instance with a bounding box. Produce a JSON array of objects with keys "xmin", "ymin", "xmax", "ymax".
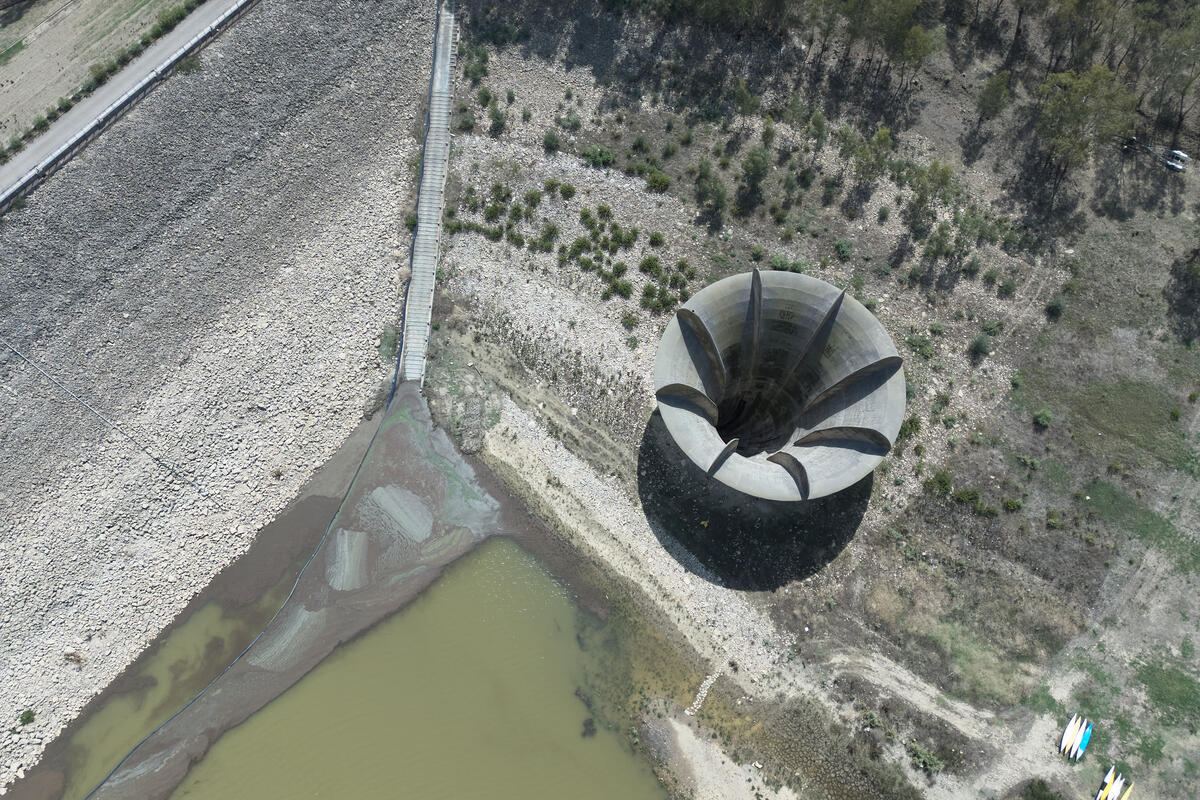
[
  {"xmin": 1059, "ymin": 713, "xmax": 1093, "ymax": 761},
  {"xmin": 1093, "ymin": 765, "xmax": 1133, "ymax": 800}
]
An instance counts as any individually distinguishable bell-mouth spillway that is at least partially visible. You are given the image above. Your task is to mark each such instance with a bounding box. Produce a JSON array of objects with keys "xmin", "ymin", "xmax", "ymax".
[{"xmin": 653, "ymin": 269, "xmax": 906, "ymax": 502}]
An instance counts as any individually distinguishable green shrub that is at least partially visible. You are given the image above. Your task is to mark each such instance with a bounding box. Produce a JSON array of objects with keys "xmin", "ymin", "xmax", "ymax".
[
  {"xmin": 925, "ymin": 469, "xmax": 953, "ymax": 494},
  {"xmin": 462, "ymin": 44, "xmax": 488, "ymax": 83},
  {"xmin": 488, "ymin": 102, "xmax": 506, "ymax": 136},
  {"xmin": 877, "ymin": 205, "xmax": 890, "ymax": 223},
  {"xmin": 543, "ymin": 178, "xmax": 560, "ymax": 195},
  {"xmin": 905, "ymin": 334, "xmax": 934, "ymax": 359},
  {"xmin": 621, "ymin": 312, "xmax": 638, "ymax": 329},
  {"xmin": 648, "ymin": 232, "xmax": 665, "ymax": 247},
  {"xmin": 477, "ymin": 86, "xmax": 493, "ymax": 107},
  {"xmin": 1003, "ymin": 497, "xmax": 1024, "ymax": 512},
  {"xmin": 32, "ymin": 115, "xmax": 49, "ymax": 132},
  {"xmin": 557, "ymin": 112, "xmax": 582, "ymax": 131},
  {"xmin": 751, "ymin": 244, "xmax": 765, "ymax": 261},
  {"xmin": 543, "ymin": 128, "xmax": 560, "ymax": 153},
  {"xmin": 1045, "ymin": 296, "xmax": 1066, "ymax": 319},
  {"xmin": 582, "ymin": 146, "xmax": 615, "ymax": 168},
  {"xmin": 638, "ymin": 255, "xmax": 663, "ymax": 278},
  {"xmin": 506, "ymin": 88, "xmax": 515, "ymax": 105},
  {"xmin": 559, "ymin": 183, "xmax": 576, "ymax": 199},
  {"xmin": 521, "ymin": 106, "xmax": 532, "ymax": 122},
  {"xmin": 1034, "ymin": 408, "xmax": 1053, "ymax": 428},
  {"xmin": 834, "ymin": 237, "xmax": 853, "ymax": 261},
  {"xmin": 646, "ymin": 170, "xmax": 671, "ymax": 192},
  {"xmin": 18, "ymin": 709, "xmax": 34, "ymax": 725},
  {"xmin": 661, "ymin": 141, "xmax": 677, "ymax": 159}
]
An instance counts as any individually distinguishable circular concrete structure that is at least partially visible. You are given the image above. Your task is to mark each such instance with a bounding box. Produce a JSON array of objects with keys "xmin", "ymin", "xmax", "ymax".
[{"xmin": 653, "ymin": 269, "xmax": 905, "ymax": 501}]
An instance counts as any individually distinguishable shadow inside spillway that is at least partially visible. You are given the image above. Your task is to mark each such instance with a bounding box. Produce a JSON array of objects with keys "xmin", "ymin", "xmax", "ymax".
[{"xmin": 636, "ymin": 410, "xmax": 871, "ymax": 592}]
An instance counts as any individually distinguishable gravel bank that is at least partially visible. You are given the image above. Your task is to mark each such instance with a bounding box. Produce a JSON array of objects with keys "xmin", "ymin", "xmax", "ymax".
[{"xmin": 0, "ymin": 0, "xmax": 431, "ymax": 789}]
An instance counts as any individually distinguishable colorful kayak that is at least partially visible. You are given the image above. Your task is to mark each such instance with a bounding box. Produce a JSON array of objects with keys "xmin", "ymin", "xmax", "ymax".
[
  {"xmin": 1060, "ymin": 714, "xmax": 1080, "ymax": 753},
  {"xmin": 1075, "ymin": 722, "xmax": 1093, "ymax": 761},
  {"xmin": 1095, "ymin": 766, "xmax": 1115, "ymax": 800},
  {"xmin": 1070, "ymin": 719, "xmax": 1089, "ymax": 759}
]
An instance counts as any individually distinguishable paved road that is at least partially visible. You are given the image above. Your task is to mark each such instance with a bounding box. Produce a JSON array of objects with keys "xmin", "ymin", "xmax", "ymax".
[
  {"xmin": 398, "ymin": 1, "xmax": 455, "ymax": 385},
  {"xmin": 0, "ymin": 0, "xmax": 252, "ymax": 207}
]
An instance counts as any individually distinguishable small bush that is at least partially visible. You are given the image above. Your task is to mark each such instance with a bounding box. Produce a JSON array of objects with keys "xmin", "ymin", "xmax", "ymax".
[
  {"xmin": 19, "ymin": 709, "xmax": 34, "ymax": 725},
  {"xmin": 1033, "ymin": 408, "xmax": 1053, "ymax": 428},
  {"xmin": 1045, "ymin": 297, "xmax": 1065, "ymax": 319},
  {"xmin": 557, "ymin": 112, "xmax": 582, "ymax": 131},
  {"xmin": 834, "ymin": 237, "xmax": 853, "ymax": 261},
  {"xmin": 645, "ymin": 170, "xmax": 671, "ymax": 192},
  {"xmin": 506, "ymin": 88, "xmax": 515, "ymax": 105},
  {"xmin": 543, "ymin": 178, "xmax": 560, "ymax": 195},
  {"xmin": 906, "ymin": 741, "xmax": 944, "ymax": 775},
  {"xmin": 963, "ymin": 255, "xmax": 981, "ymax": 277},
  {"xmin": 176, "ymin": 52, "xmax": 201, "ymax": 74},
  {"xmin": 905, "ymin": 334, "xmax": 934, "ymax": 359},
  {"xmin": 998, "ymin": 277, "xmax": 1018, "ymax": 298},
  {"xmin": 969, "ymin": 334, "xmax": 992, "ymax": 359},
  {"xmin": 543, "ymin": 128, "xmax": 560, "ymax": 153},
  {"xmin": 648, "ymin": 232, "xmax": 665, "ymax": 247},
  {"xmin": 404, "ymin": 211, "xmax": 417, "ymax": 232},
  {"xmin": 621, "ymin": 312, "xmax": 638, "ymax": 329},
  {"xmin": 488, "ymin": 102, "xmax": 506, "ymax": 136},
  {"xmin": 521, "ymin": 106, "xmax": 532, "ymax": 122},
  {"xmin": 32, "ymin": 115, "xmax": 49, "ymax": 132},
  {"xmin": 877, "ymin": 205, "xmax": 890, "ymax": 223},
  {"xmin": 477, "ymin": 86, "xmax": 493, "ymax": 107},
  {"xmin": 925, "ymin": 469, "xmax": 953, "ymax": 495},
  {"xmin": 638, "ymin": 255, "xmax": 663, "ymax": 278},
  {"xmin": 524, "ymin": 189, "xmax": 542, "ymax": 208},
  {"xmin": 751, "ymin": 244, "xmax": 765, "ymax": 262},
  {"xmin": 662, "ymin": 141, "xmax": 677, "ymax": 159},
  {"xmin": 559, "ymin": 183, "xmax": 576, "ymax": 199},
  {"xmin": 582, "ymin": 146, "xmax": 615, "ymax": 168},
  {"xmin": 1003, "ymin": 497, "xmax": 1024, "ymax": 512}
]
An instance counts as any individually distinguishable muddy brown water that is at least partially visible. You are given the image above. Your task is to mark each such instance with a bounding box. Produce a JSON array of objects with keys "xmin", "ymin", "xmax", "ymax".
[{"xmin": 10, "ymin": 384, "xmax": 665, "ymax": 799}]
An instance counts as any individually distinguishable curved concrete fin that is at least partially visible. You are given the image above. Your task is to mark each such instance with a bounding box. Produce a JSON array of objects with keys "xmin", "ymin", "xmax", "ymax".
[
  {"xmin": 656, "ymin": 383, "xmax": 719, "ymax": 425},
  {"xmin": 793, "ymin": 425, "xmax": 892, "ymax": 453},
  {"xmin": 767, "ymin": 450, "xmax": 809, "ymax": 499},
  {"xmin": 777, "ymin": 289, "xmax": 845, "ymax": 397},
  {"xmin": 799, "ymin": 289, "xmax": 846, "ymax": 363},
  {"xmin": 707, "ymin": 438, "xmax": 740, "ymax": 477},
  {"xmin": 800, "ymin": 355, "xmax": 902, "ymax": 417},
  {"xmin": 739, "ymin": 269, "xmax": 764, "ymax": 389},
  {"xmin": 676, "ymin": 308, "xmax": 727, "ymax": 401}
]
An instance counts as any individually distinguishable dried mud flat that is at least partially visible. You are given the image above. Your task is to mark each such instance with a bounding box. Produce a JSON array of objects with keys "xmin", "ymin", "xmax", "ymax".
[{"xmin": 0, "ymin": 0, "xmax": 430, "ymax": 789}]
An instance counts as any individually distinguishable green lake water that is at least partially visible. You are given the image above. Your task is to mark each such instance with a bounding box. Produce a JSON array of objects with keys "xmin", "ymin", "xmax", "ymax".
[{"xmin": 169, "ymin": 538, "xmax": 666, "ymax": 800}]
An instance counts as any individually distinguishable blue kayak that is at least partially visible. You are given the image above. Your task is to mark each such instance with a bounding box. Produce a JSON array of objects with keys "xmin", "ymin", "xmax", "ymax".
[{"xmin": 1076, "ymin": 723, "xmax": 1093, "ymax": 759}]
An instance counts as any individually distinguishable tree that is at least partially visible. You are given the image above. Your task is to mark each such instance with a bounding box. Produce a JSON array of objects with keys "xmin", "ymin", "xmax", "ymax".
[
  {"xmin": 807, "ymin": 110, "xmax": 828, "ymax": 162},
  {"xmin": 977, "ymin": 71, "xmax": 1012, "ymax": 120},
  {"xmin": 732, "ymin": 77, "xmax": 760, "ymax": 116},
  {"xmin": 1037, "ymin": 65, "xmax": 1136, "ymax": 175},
  {"xmin": 739, "ymin": 145, "xmax": 770, "ymax": 207},
  {"xmin": 695, "ymin": 158, "xmax": 728, "ymax": 226}
]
